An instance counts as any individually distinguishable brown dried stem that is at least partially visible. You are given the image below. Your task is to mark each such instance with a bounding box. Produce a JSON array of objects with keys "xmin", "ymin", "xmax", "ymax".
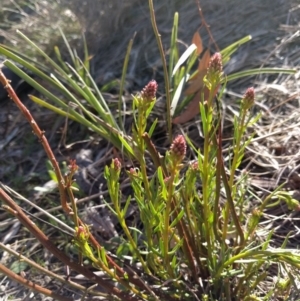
[
  {"xmin": 0, "ymin": 68, "xmax": 140, "ymax": 300},
  {"xmin": 0, "ymin": 68, "xmax": 70, "ymax": 214},
  {"xmin": 0, "ymin": 242, "xmax": 103, "ymax": 297},
  {"xmin": 0, "ymin": 263, "xmax": 73, "ymax": 301},
  {"xmin": 0, "ymin": 188, "xmax": 139, "ymax": 300},
  {"xmin": 0, "ymin": 67, "xmax": 128, "ymax": 271}
]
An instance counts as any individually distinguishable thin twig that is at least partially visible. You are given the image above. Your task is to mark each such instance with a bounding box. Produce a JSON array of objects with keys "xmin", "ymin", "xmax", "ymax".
[
  {"xmin": 0, "ymin": 263, "xmax": 73, "ymax": 301},
  {"xmin": 0, "ymin": 242, "xmax": 104, "ymax": 297},
  {"xmin": 0, "ymin": 188, "xmax": 139, "ymax": 301}
]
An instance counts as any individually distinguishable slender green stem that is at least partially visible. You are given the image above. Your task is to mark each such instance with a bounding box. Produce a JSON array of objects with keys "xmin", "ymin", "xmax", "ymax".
[
  {"xmin": 201, "ymin": 84, "xmax": 220, "ymax": 262},
  {"xmin": 222, "ymin": 111, "xmax": 246, "ymax": 243},
  {"xmin": 148, "ymin": 0, "xmax": 172, "ymax": 142},
  {"xmin": 114, "ymin": 206, "xmax": 151, "ymax": 274},
  {"xmin": 79, "ymin": 241, "xmax": 148, "ymax": 299},
  {"xmin": 66, "ymin": 184, "xmax": 79, "ymax": 228},
  {"xmin": 220, "ymin": 159, "xmax": 245, "ymax": 247},
  {"xmin": 202, "ymin": 104, "xmax": 213, "ymax": 262},
  {"xmin": 163, "ymin": 173, "xmax": 175, "ymax": 276},
  {"xmin": 229, "ymin": 112, "xmax": 246, "ymax": 186},
  {"xmin": 119, "ymin": 35, "xmax": 135, "ymax": 131},
  {"xmin": 136, "ymin": 108, "xmax": 152, "ymax": 201},
  {"xmin": 139, "ymin": 149, "xmax": 152, "ymax": 202},
  {"xmin": 213, "ymin": 116, "xmax": 223, "ymax": 244}
]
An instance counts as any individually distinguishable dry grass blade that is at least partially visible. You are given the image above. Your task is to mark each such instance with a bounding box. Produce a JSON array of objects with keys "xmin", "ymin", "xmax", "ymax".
[
  {"xmin": 184, "ymin": 50, "xmax": 211, "ymax": 95},
  {"xmin": 192, "ymin": 31, "xmax": 204, "ymax": 56}
]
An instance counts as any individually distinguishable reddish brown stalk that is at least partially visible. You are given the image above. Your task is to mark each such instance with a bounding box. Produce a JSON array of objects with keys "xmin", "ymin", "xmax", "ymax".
[
  {"xmin": 0, "ymin": 263, "xmax": 73, "ymax": 301},
  {"xmin": 0, "ymin": 188, "xmax": 139, "ymax": 301},
  {"xmin": 142, "ymin": 133, "xmax": 168, "ymax": 175},
  {"xmin": 218, "ymin": 151, "xmax": 245, "ymax": 248},
  {"xmin": 0, "ymin": 69, "xmax": 141, "ymax": 298},
  {"xmin": 213, "ymin": 124, "xmax": 223, "ymax": 245},
  {"xmin": 0, "ymin": 68, "xmax": 126, "ymax": 276},
  {"xmin": 171, "ymin": 200, "xmax": 198, "ymax": 280},
  {"xmin": 0, "ymin": 241, "xmax": 100, "ymax": 295},
  {"xmin": 196, "ymin": 0, "xmax": 219, "ymax": 52},
  {"xmin": 180, "ymin": 193, "xmax": 207, "ymax": 278},
  {"xmin": 0, "ymin": 69, "xmax": 70, "ymax": 214}
]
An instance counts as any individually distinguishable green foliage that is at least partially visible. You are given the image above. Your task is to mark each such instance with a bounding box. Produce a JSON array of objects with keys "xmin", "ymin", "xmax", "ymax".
[
  {"xmin": 71, "ymin": 44, "xmax": 299, "ymax": 299},
  {"xmin": 0, "ymin": 3, "xmax": 299, "ymax": 301},
  {"xmin": 169, "ymin": 25, "xmax": 294, "ymax": 119},
  {"xmin": 0, "ymin": 31, "xmax": 134, "ymax": 158}
]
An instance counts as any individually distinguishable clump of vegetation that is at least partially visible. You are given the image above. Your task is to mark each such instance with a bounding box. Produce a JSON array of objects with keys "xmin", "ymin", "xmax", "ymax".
[{"xmin": 0, "ymin": 1, "xmax": 299, "ymax": 300}]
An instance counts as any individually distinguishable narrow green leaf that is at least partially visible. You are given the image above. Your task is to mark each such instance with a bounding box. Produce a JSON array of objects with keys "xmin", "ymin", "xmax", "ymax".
[
  {"xmin": 226, "ymin": 68, "xmax": 296, "ymax": 82},
  {"xmin": 148, "ymin": 118, "xmax": 158, "ymax": 137},
  {"xmin": 54, "ymin": 46, "xmax": 69, "ymax": 73},
  {"xmin": 0, "ymin": 54, "xmax": 73, "ymax": 102},
  {"xmin": 221, "ymin": 35, "xmax": 252, "ymax": 64},
  {"xmin": 157, "ymin": 166, "xmax": 165, "ymax": 188},
  {"xmin": 46, "ymin": 160, "xmax": 58, "ymax": 182},
  {"xmin": 171, "ymin": 73, "xmax": 190, "ymax": 116},
  {"xmin": 65, "ymin": 62, "xmax": 114, "ymax": 124},
  {"xmin": 119, "ymin": 35, "xmax": 135, "ymax": 130},
  {"xmin": 58, "ymin": 27, "xmax": 76, "ymax": 68},
  {"xmin": 78, "ymin": 60, "xmax": 113, "ymax": 115},
  {"xmin": 186, "ymin": 50, "xmax": 199, "ymax": 73},
  {"xmin": 49, "ymin": 73, "xmax": 97, "ymax": 122},
  {"xmin": 122, "ymin": 195, "xmax": 132, "ymax": 218},
  {"xmin": 118, "ymin": 134, "xmax": 134, "ymax": 157},
  {"xmin": 82, "ymin": 33, "xmax": 90, "ymax": 77},
  {"xmin": 172, "ymin": 44, "xmax": 197, "ymax": 77},
  {"xmin": 4, "ymin": 61, "xmax": 71, "ymax": 110},
  {"xmin": 169, "ymin": 12, "xmax": 179, "ymax": 81},
  {"xmin": 100, "ymin": 247, "xmax": 108, "ymax": 266},
  {"xmin": 16, "ymin": 30, "xmax": 68, "ymax": 77},
  {"xmin": 170, "ymin": 209, "xmax": 184, "ymax": 227}
]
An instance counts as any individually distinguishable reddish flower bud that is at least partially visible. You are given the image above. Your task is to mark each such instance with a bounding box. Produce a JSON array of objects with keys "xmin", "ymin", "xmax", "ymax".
[
  {"xmin": 77, "ymin": 226, "xmax": 85, "ymax": 235},
  {"xmin": 75, "ymin": 225, "xmax": 89, "ymax": 240},
  {"xmin": 242, "ymin": 87, "xmax": 255, "ymax": 110},
  {"xmin": 129, "ymin": 167, "xmax": 139, "ymax": 176},
  {"xmin": 170, "ymin": 135, "xmax": 186, "ymax": 161},
  {"xmin": 164, "ymin": 176, "xmax": 171, "ymax": 184},
  {"xmin": 68, "ymin": 159, "xmax": 78, "ymax": 173},
  {"xmin": 190, "ymin": 160, "xmax": 199, "ymax": 171},
  {"xmin": 244, "ymin": 87, "xmax": 255, "ymax": 103},
  {"xmin": 208, "ymin": 52, "xmax": 223, "ymax": 75},
  {"xmin": 112, "ymin": 158, "xmax": 121, "ymax": 171},
  {"xmin": 141, "ymin": 80, "xmax": 158, "ymax": 102}
]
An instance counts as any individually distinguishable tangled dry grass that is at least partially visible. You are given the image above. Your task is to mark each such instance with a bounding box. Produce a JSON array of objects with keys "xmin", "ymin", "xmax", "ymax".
[{"xmin": 1, "ymin": 0, "xmax": 300, "ymax": 300}]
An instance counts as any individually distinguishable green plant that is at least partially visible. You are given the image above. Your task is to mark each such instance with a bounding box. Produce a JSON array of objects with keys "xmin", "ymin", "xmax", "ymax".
[
  {"xmin": 0, "ymin": 1, "xmax": 299, "ymax": 301},
  {"xmin": 73, "ymin": 59, "xmax": 300, "ymax": 300}
]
